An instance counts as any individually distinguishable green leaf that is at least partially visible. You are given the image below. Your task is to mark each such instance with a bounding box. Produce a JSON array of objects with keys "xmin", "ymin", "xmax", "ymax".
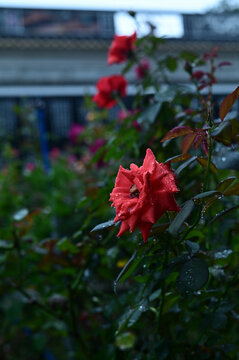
[
  {"xmin": 212, "ymin": 120, "xmax": 232, "ymax": 146},
  {"xmin": 90, "ymin": 219, "xmax": 119, "ymax": 233},
  {"xmin": 0, "ymin": 239, "xmax": 14, "ymax": 250},
  {"xmin": 214, "ymin": 151, "xmax": 239, "ymax": 170},
  {"xmin": 186, "ymin": 230, "xmax": 205, "ymax": 240},
  {"xmin": 0, "ymin": 253, "xmax": 8, "ymax": 264},
  {"xmin": 180, "ymin": 50, "xmax": 198, "ymax": 63},
  {"xmin": 57, "ymin": 237, "xmax": 78, "ymax": 254},
  {"xmin": 177, "ymin": 258, "xmax": 209, "ymax": 294},
  {"xmin": 165, "ymin": 153, "xmax": 192, "ymax": 164},
  {"xmin": 122, "ymin": 60, "xmax": 135, "ymax": 75},
  {"xmin": 175, "ymin": 156, "xmax": 197, "ymax": 176},
  {"xmin": 209, "ymin": 205, "xmax": 239, "ymax": 224},
  {"xmin": 211, "ymin": 311, "xmax": 228, "ymax": 330},
  {"xmin": 149, "ymin": 289, "xmax": 161, "ymax": 302},
  {"xmin": 185, "ymin": 240, "xmax": 200, "ymax": 254},
  {"xmin": 114, "ymin": 251, "xmax": 140, "ymax": 294},
  {"xmin": 196, "ymin": 157, "xmax": 218, "ymax": 174},
  {"xmin": 115, "ymin": 332, "xmax": 136, "ymax": 350},
  {"xmin": 224, "ymin": 182, "xmax": 239, "ymax": 196},
  {"xmin": 193, "ymin": 191, "xmax": 219, "ymax": 199},
  {"xmin": 165, "ymin": 56, "xmax": 178, "ymax": 72},
  {"xmin": 168, "ymin": 200, "xmax": 195, "ymax": 236},
  {"xmin": 13, "ymin": 208, "xmax": 29, "ymax": 221},
  {"xmin": 138, "ymin": 102, "xmax": 162, "ymax": 125},
  {"xmin": 216, "ymin": 177, "xmax": 236, "ymax": 193}
]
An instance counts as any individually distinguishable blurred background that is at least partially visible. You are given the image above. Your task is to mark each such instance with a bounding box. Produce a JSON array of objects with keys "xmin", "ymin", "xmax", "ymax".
[
  {"xmin": 0, "ymin": 1, "xmax": 239, "ymax": 359},
  {"xmin": 0, "ymin": 0, "xmax": 239, "ymax": 150}
]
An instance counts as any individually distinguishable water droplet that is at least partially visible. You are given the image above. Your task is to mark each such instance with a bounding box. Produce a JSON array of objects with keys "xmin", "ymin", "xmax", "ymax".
[
  {"xmin": 214, "ymin": 249, "xmax": 232, "ymax": 259},
  {"xmin": 221, "ymin": 157, "xmax": 226, "ymax": 162},
  {"xmin": 138, "ymin": 304, "xmax": 148, "ymax": 312}
]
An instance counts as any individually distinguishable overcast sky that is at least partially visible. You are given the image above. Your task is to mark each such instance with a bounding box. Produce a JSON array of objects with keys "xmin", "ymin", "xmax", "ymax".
[{"xmin": 0, "ymin": 0, "xmax": 222, "ymax": 12}]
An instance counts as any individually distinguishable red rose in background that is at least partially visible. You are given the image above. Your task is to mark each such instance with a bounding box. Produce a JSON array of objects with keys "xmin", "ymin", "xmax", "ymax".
[
  {"xmin": 110, "ymin": 149, "xmax": 180, "ymax": 243},
  {"xmin": 93, "ymin": 75, "xmax": 127, "ymax": 109},
  {"xmin": 108, "ymin": 32, "xmax": 136, "ymax": 65},
  {"xmin": 50, "ymin": 147, "xmax": 61, "ymax": 160},
  {"xmin": 135, "ymin": 58, "xmax": 150, "ymax": 79}
]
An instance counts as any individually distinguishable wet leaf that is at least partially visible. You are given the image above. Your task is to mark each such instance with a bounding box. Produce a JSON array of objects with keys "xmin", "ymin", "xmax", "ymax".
[
  {"xmin": 212, "ymin": 120, "xmax": 232, "ymax": 146},
  {"xmin": 168, "ymin": 200, "xmax": 195, "ymax": 236},
  {"xmin": 216, "ymin": 177, "xmax": 236, "ymax": 193},
  {"xmin": 90, "ymin": 219, "xmax": 119, "ymax": 233},
  {"xmin": 223, "ymin": 182, "xmax": 239, "ymax": 196},
  {"xmin": 213, "ymin": 151, "xmax": 239, "ymax": 170},
  {"xmin": 193, "ymin": 191, "xmax": 219, "ymax": 199},
  {"xmin": 185, "ymin": 240, "xmax": 200, "ymax": 254},
  {"xmin": 197, "ymin": 157, "xmax": 218, "ymax": 173},
  {"xmin": 209, "ymin": 206, "xmax": 239, "ymax": 224},
  {"xmin": 115, "ymin": 332, "xmax": 136, "ymax": 350},
  {"xmin": 113, "ymin": 251, "xmax": 139, "ymax": 294},
  {"xmin": 175, "ymin": 156, "xmax": 197, "ymax": 176},
  {"xmin": 219, "ymin": 86, "xmax": 239, "ymax": 121},
  {"xmin": 138, "ymin": 102, "xmax": 162, "ymax": 125},
  {"xmin": 177, "ymin": 258, "xmax": 209, "ymax": 294},
  {"xmin": 161, "ymin": 126, "xmax": 193, "ymax": 142},
  {"xmin": 165, "ymin": 153, "xmax": 192, "ymax": 164},
  {"xmin": 182, "ymin": 133, "xmax": 197, "ymax": 153}
]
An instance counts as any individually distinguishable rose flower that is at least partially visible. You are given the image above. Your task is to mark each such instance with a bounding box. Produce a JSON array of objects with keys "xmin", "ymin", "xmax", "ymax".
[
  {"xmin": 93, "ymin": 75, "xmax": 127, "ymax": 109},
  {"xmin": 110, "ymin": 149, "xmax": 180, "ymax": 243},
  {"xmin": 108, "ymin": 32, "xmax": 137, "ymax": 65}
]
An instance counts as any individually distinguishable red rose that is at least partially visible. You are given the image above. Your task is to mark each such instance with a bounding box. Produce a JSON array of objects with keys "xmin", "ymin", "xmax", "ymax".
[
  {"xmin": 108, "ymin": 32, "xmax": 136, "ymax": 65},
  {"xmin": 93, "ymin": 75, "xmax": 127, "ymax": 109},
  {"xmin": 110, "ymin": 149, "xmax": 180, "ymax": 243}
]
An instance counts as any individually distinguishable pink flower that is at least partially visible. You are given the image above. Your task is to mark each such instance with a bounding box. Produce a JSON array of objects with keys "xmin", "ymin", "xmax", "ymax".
[
  {"xmin": 67, "ymin": 154, "xmax": 78, "ymax": 164},
  {"xmin": 68, "ymin": 124, "xmax": 84, "ymax": 144},
  {"xmin": 132, "ymin": 121, "xmax": 142, "ymax": 132},
  {"xmin": 117, "ymin": 109, "xmax": 142, "ymax": 132},
  {"xmin": 117, "ymin": 109, "xmax": 128, "ymax": 121},
  {"xmin": 135, "ymin": 59, "xmax": 150, "ymax": 79},
  {"xmin": 50, "ymin": 147, "xmax": 61, "ymax": 160},
  {"xmin": 25, "ymin": 162, "xmax": 36, "ymax": 172},
  {"xmin": 89, "ymin": 139, "xmax": 105, "ymax": 154}
]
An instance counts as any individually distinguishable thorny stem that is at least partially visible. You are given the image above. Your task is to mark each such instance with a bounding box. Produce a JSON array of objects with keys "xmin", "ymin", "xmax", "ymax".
[{"xmin": 203, "ymin": 113, "xmax": 213, "ymax": 193}]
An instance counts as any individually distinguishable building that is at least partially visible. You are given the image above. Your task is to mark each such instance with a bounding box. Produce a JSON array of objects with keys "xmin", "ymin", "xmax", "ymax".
[{"xmin": 0, "ymin": 7, "xmax": 239, "ymax": 142}]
